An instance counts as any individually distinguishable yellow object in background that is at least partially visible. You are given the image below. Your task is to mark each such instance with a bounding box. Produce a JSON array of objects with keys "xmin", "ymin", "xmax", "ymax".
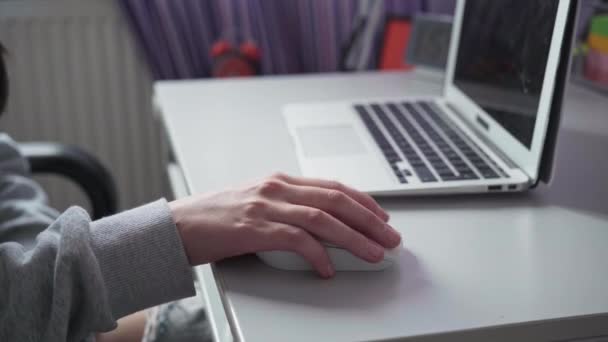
[{"xmin": 589, "ymin": 34, "xmax": 608, "ymax": 54}]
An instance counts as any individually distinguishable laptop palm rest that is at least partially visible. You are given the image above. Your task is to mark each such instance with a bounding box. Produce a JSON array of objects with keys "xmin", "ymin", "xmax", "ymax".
[{"xmin": 297, "ymin": 125, "xmax": 366, "ymax": 158}]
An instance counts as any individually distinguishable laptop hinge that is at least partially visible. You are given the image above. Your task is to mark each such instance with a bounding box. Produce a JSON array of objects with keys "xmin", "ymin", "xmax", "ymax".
[{"xmin": 446, "ymin": 103, "xmax": 519, "ymax": 171}]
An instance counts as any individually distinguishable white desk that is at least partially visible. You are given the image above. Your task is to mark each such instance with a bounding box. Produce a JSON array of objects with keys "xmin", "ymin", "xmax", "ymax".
[{"xmin": 156, "ymin": 71, "xmax": 608, "ymax": 342}]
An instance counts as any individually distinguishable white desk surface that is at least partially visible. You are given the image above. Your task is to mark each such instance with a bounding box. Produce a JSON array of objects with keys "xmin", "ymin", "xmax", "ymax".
[{"xmin": 156, "ymin": 71, "xmax": 608, "ymax": 342}]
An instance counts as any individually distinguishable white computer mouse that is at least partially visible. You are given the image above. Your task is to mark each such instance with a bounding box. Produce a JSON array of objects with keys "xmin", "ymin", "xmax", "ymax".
[{"xmin": 257, "ymin": 241, "xmax": 404, "ymax": 272}]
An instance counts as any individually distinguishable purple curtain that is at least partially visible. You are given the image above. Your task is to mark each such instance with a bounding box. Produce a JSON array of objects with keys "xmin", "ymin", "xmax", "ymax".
[{"xmin": 121, "ymin": 0, "xmax": 456, "ymax": 80}]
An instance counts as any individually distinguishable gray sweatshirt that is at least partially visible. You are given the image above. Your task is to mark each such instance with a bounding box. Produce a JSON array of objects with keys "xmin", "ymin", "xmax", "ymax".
[{"xmin": 0, "ymin": 134, "xmax": 195, "ymax": 341}]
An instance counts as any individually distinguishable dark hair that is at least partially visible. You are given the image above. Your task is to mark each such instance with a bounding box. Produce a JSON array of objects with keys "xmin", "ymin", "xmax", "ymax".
[{"xmin": 0, "ymin": 42, "xmax": 7, "ymax": 115}]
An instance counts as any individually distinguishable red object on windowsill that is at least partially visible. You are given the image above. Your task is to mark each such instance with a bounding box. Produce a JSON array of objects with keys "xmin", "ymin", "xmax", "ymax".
[
  {"xmin": 211, "ymin": 40, "xmax": 261, "ymax": 78},
  {"xmin": 378, "ymin": 17, "xmax": 415, "ymax": 71}
]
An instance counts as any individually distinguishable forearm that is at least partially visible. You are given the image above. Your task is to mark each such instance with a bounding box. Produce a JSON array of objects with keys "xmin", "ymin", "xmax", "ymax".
[
  {"xmin": 91, "ymin": 199, "xmax": 195, "ymax": 319},
  {"xmin": 0, "ymin": 200, "xmax": 195, "ymax": 342}
]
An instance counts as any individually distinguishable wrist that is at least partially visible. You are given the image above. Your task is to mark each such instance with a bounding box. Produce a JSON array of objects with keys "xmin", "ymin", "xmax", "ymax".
[
  {"xmin": 169, "ymin": 199, "xmax": 184, "ymax": 232},
  {"xmin": 169, "ymin": 199, "xmax": 193, "ymax": 264}
]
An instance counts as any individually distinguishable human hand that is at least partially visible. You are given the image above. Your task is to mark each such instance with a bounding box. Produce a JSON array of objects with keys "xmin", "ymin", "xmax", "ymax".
[{"xmin": 169, "ymin": 173, "xmax": 402, "ymax": 278}]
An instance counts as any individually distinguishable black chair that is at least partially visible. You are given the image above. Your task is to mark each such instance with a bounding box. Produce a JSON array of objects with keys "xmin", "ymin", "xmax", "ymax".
[{"xmin": 18, "ymin": 142, "xmax": 118, "ymax": 220}]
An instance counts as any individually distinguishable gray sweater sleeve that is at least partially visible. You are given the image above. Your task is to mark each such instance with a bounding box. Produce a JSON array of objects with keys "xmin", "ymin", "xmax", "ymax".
[{"xmin": 0, "ymin": 134, "xmax": 195, "ymax": 341}]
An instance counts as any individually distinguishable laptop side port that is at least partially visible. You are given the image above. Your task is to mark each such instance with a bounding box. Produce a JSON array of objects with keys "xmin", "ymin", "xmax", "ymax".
[
  {"xmin": 508, "ymin": 184, "xmax": 518, "ymax": 191},
  {"xmin": 488, "ymin": 185, "xmax": 502, "ymax": 191}
]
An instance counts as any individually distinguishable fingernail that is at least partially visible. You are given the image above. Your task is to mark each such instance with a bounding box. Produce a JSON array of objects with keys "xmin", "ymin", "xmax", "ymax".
[
  {"xmin": 386, "ymin": 224, "xmax": 402, "ymax": 245},
  {"xmin": 326, "ymin": 264, "xmax": 335, "ymax": 278},
  {"xmin": 382, "ymin": 211, "xmax": 390, "ymax": 222},
  {"xmin": 368, "ymin": 242, "xmax": 385, "ymax": 261}
]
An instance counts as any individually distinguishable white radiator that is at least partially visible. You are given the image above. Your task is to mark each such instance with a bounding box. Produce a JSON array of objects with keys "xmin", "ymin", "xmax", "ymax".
[{"xmin": 0, "ymin": 0, "xmax": 168, "ymax": 212}]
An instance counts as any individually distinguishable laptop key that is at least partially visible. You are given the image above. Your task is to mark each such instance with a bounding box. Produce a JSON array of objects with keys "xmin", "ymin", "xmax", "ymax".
[
  {"xmin": 355, "ymin": 105, "xmax": 407, "ymax": 185},
  {"xmin": 460, "ymin": 174, "xmax": 480, "ymax": 180},
  {"xmin": 479, "ymin": 168, "xmax": 500, "ymax": 179},
  {"xmin": 417, "ymin": 171, "xmax": 438, "ymax": 183},
  {"xmin": 359, "ymin": 102, "xmax": 503, "ymax": 185},
  {"xmin": 439, "ymin": 173, "xmax": 455, "ymax": 180},
  {"xmin": 403, "ymin": 102, "xmax": 485, "ymax": 180},
  {"xmin": 369, "ymin": 104, "xmax": 439, "ymax": 184}
]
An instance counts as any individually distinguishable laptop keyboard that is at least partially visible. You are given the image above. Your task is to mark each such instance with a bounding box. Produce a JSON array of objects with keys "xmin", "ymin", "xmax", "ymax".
[{"xmin": 355, "ymin": 101, "xmax": 506, "ymax": 184}]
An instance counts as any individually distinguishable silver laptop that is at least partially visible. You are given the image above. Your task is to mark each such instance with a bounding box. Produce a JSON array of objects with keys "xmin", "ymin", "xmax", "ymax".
[{"xmin": 283, "ymin": 0, "xmax": 575, "ymax": 196}]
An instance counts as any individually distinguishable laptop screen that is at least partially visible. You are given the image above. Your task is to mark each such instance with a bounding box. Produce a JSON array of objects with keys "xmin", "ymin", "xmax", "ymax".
[{"xmin": 453, "ymin": 0, "xmax": 560, "ymax": 148}]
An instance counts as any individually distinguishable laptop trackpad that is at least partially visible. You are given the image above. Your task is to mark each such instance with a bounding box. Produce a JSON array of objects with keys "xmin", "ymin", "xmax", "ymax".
[{"xmin": 297, "ymin": 125, "xmax": 366, "ymax": 158}]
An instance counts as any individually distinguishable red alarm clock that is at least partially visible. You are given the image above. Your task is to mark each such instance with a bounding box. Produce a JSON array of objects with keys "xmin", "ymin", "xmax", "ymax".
[{"xmin": 211, "ymin": 40, "xmax": 261, "ymax": 78}]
